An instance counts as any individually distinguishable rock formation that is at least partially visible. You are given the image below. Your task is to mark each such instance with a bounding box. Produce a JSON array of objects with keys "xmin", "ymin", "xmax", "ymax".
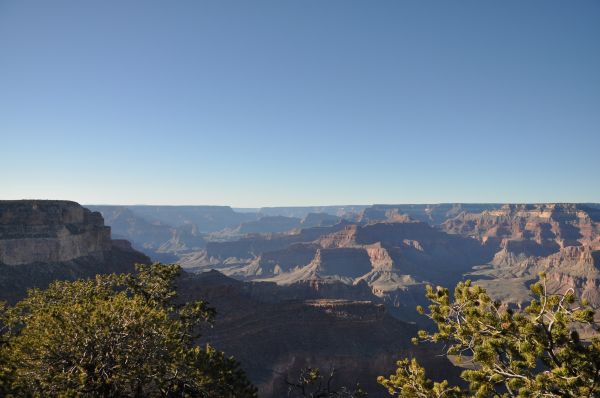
[
  {"xmin": 0, "ymin": 200, "xmax": 112, "ymax": 265},
  {"xmin": 175, "ymin": 203, "xmax": 600, "ymax": 321},
  {"xmin": 359, "ymin": 203, "xmax": 503, "ymax": 225},
  {"xmin": 443, "ymin": 204, "xmax": 600, "ymax": 306},
  {"xmin": 6, "ymin": 201, "xmax": 599, "ymax": 396},
  {"xmin": 179, "ymin": 218, "xmax": 495, "ymax": 324},
  {"xmin": 88, "ymin": 205, "xmax": 206, "ymax": 261},
  {"xmin": 0, "ymin": 200, "xmax": 149, "ymax": 302}
]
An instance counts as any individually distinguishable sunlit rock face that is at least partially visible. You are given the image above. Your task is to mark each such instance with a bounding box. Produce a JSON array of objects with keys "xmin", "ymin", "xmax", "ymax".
[
  {"xmin": 443, "ymin": 204, "xmax": 600, "ymax": 307},
  {"xmin": 0, "ymin": 200, "xmax": 149, "ymax": 303},
  {"xmin": 177, "ymin": 203, "xmax": 600, "ymax": 318},
  {"xmin": 443, "ymin": 203, "xmax": 600, "ymax": 247},
  {"xmin": 0, "ymin": 200, "xmax": 112, "ymax": 266}
]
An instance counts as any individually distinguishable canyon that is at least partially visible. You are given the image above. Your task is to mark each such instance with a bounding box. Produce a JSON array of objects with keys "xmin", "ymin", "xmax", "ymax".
[
  {"xmin": 0, "ymin": 200, "xmax": 459, "ymax": 396},
  {"xmin": 86, "ymin": 202, "xmax": 600, "ymax": 318},
  {"xmin": 2, "ymin": 200, "xmax": 599, "ymax": 396},
  {"xmin": 161, "ymin": 203, "xmax": 600, "ymax": 320}
]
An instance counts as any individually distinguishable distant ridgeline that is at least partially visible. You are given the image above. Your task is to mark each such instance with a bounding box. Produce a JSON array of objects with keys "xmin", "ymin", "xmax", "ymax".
[
  {"xmin": 81, "ymin": 202, "xmax": 600, "ymax": 313},
  {"xmin": 85, "ymin": 203, "xmax": 504, "ymax": 261},
  {"xmin": 171, "ymin": 203, "xmax": 600, "ymax": 315}
]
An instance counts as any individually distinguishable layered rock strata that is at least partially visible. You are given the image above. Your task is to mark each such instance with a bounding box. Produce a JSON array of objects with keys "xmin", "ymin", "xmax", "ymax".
[{"xmin": 0, "ymin": 200, "xmax": 149, "ymax": 302}]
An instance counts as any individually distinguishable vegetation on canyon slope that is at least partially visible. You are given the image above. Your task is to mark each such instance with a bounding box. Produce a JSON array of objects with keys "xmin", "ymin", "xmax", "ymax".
[
  {"xmin": 379, "ymin": 276, "xmax": 600, "ymax": 398},
  {"xmin": 1, "ymin": 262, "xmax": 599, "ymax": 398},
  {"xmin": 0, "ymin": 263, "xmax": 256, "ymax": 397},
  {"xmin": 285, "ymin": 366, "xmax": 367, "ymax": 397}
]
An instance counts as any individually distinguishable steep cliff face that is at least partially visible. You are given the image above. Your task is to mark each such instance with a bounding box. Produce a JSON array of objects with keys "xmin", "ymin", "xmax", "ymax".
[
  {"xmin": 443, "ymin": 203, "xmax": 599, "ymax": 247},
  {"xmin": 0, "ymin": 200, "xmax": 150, "ymax": 302},
  {"xmin": 0, "ymin": 200, "xmax": 112, "ymax": 266},
  {"xmin": 543, "ymin": 246, "xmax": 600, "ymax": 306},
  {"xmin": 444, "ymin": 204, "xmax": 600, "ymax": 306}
]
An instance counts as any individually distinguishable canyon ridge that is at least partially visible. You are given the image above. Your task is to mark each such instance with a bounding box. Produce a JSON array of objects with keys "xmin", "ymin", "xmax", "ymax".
[{"xmin": 2, "ymin": 200, "xmax": 599, "ymax": 396}]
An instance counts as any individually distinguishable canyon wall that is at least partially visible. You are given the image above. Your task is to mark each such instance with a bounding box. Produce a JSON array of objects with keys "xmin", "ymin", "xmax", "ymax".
[
  {"xmin": 443, "ymin": 203, "xmax": 600, "ymax": 306},
  {"xmin": 0, "ymin": 200, "xmax": 150, "ymax": 302},
  {"xmin": 0, "ymin": 201, "xmax": 112, "ymax": 266}
]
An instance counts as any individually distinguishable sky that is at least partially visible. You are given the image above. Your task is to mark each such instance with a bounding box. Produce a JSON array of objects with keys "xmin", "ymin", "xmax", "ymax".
[{"xmin": 1, "ymin": 1, "xmax": 599, "ymax": 207}]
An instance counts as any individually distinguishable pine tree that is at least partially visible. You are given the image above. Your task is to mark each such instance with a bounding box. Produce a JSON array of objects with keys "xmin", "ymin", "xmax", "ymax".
[
  {"xmin": 0, "ymin": 263, "xmax": 257, "ymax": 397},
  {"xmin": 378, "ymin": 275, "xmax": 600, "ymax": 397}
]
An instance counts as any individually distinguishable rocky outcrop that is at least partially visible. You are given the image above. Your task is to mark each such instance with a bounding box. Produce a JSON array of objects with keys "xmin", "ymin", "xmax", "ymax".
[
  {"xmin": 443, "ymin": 204, "xmax": 600, "ymax": 246},
  {"xmin": 243, "ymin": 243, "xmax": 319, "ymax": 277},
  {"xmin": 445, "ymin": 204, "xmax": 600, "ymax": 306},
  {"xmin": 0, "ymin": 200, "xmax": 112, "ymax": 266},
  {"xmin": 0, "ymin": 200, "xmax": 150, "ymax": 302},
  {"xmin": 272, "ymin": 248, "xmax": 373, "ymax": 285}
]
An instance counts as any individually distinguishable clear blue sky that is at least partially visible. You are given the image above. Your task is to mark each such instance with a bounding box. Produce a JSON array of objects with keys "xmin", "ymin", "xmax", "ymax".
[{"xmin": 1, "ymin": 1, "xmax": 599, "ymax": 206}]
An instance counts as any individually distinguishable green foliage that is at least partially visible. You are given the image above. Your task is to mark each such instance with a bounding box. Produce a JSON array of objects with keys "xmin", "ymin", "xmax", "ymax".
[
  {"xmin": 378, "ymin": 277, "xmax": 600, "ymax": 397},
  {"xmin": 377, "ymin": 358, "xmax": 461, "ymax": 398},
  {"xmin": 0, "ymin": 263, "xmax": 257, "ymax": 397},
  {"xmin": 286, "ymin": 366, "xmax": 367, "ymax": 397}
]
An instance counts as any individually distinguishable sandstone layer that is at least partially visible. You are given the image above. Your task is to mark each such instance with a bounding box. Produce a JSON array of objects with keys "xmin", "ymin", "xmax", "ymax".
[
  {"xmin": 0, "ymin": 200, "xmax": 111, "ymax": 266},
  {"xmin": 443, "ymin": 204, "xmax": 600, "ymax": 306},
  {"xmin": 0, "ymin": 200, "xmax": 149, "ymax": 302}
]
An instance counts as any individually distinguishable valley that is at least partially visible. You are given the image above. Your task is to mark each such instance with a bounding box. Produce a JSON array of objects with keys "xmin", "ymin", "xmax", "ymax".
[
  {"xmin": 2, "ymin": 200, "xmax": 599, "ymax": 396},
  {"xmin": 89, "ymin": 202, "xmax": 600, "ymax": 316}
]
